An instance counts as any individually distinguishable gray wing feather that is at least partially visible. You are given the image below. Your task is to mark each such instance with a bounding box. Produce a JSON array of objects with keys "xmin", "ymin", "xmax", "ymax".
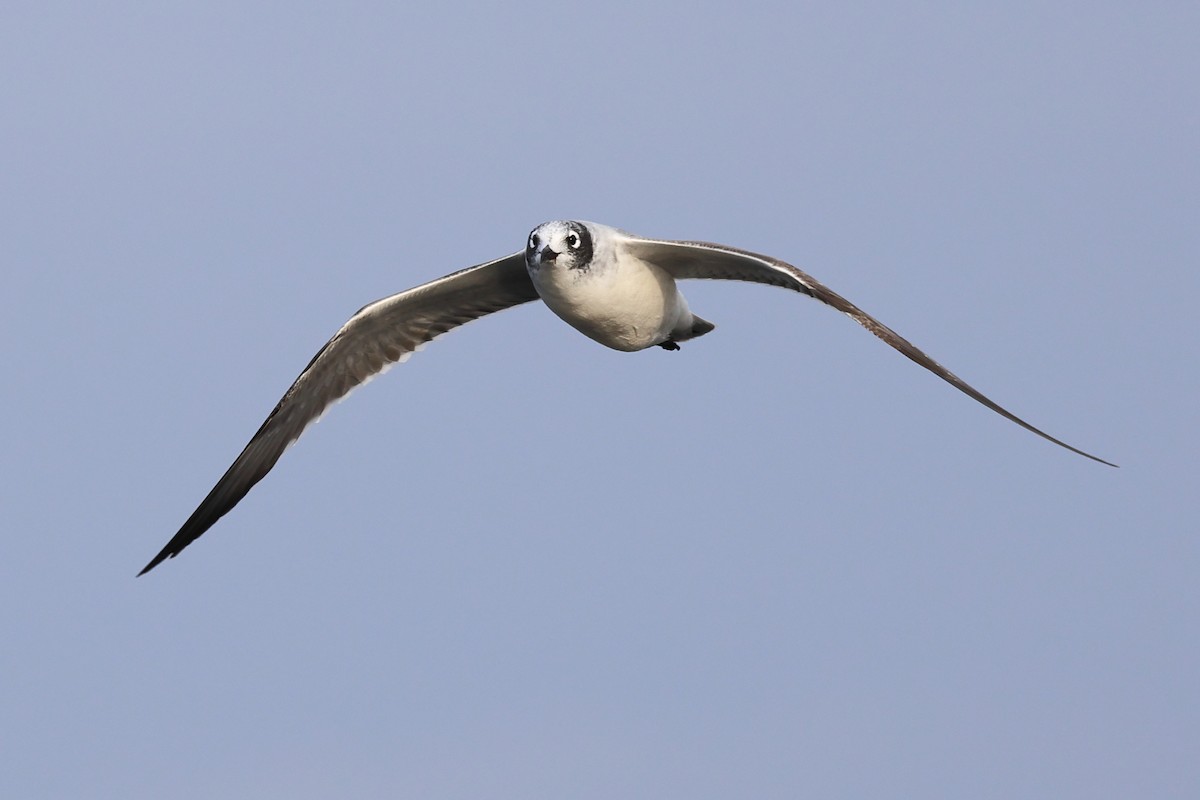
[
  {"xmin": 627, "ymin": 236, "xmax": 1116, "ymax": 467},
  {"xmin": 140, "ymin": 252, "xmax": 536, "ymax": 574}
]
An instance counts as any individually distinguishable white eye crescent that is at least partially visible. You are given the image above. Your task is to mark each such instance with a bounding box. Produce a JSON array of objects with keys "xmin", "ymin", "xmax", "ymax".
[
  {"xmin": 566, "ymin": 232, "xmax": 580, "ymax": 249},
  {"xmin": 528, "ymin": 232, "xmax": 539, "ymax": 249}
]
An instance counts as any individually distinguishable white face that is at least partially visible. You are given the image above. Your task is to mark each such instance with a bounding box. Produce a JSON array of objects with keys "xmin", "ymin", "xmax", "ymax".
[{"xmin": 525, "ymin": 220, "xmax": 594, "ymax": 272}]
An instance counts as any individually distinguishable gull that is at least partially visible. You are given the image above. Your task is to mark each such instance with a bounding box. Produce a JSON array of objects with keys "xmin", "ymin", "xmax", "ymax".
[{"xmin": 139, "ymin": 220, "xmax": 1115, "ymax": 574}]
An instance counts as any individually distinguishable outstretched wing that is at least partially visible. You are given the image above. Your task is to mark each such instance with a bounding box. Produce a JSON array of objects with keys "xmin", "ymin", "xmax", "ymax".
[
  {"xmin": 140, "ymin": 252, "xmax": 536, "ymax": 574},
  {"xmin": 625, "ymin": 235, "xmax": 1115, "ymax": 467}
]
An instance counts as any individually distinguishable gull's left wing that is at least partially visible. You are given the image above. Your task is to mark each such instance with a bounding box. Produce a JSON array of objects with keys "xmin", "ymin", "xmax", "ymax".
[{"xmin": 624, "ymin": 235, "xmax": 1116, "ymax": 467}]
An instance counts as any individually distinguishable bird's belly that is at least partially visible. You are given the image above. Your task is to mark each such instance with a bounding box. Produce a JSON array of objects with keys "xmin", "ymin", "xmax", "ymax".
[{"xmin": 531, "ymin": 261, "xmax": 678, "ymax": 352}]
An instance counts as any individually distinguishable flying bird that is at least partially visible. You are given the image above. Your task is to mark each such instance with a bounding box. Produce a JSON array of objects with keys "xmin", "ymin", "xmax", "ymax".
[{"xmin": 139, "ymin": 220, "xmax": 1114, "ymax": 574}]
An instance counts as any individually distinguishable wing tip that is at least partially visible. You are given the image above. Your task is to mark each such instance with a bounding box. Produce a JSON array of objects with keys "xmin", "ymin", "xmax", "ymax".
[{"xmin": 136, "ymin": 549, "xmax": 172, "ymax": 577}]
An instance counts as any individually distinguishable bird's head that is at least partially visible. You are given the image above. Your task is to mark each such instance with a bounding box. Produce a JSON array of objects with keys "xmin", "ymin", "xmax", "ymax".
[{"xmin": 525, "ymin": 220, "xmax": 594, "ymax": 273}]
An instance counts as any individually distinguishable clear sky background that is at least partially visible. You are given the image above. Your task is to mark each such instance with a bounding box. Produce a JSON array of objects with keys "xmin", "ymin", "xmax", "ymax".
[{"xmin": 2, "ymin": 3, "xmax": 1195, "ymax": 798}]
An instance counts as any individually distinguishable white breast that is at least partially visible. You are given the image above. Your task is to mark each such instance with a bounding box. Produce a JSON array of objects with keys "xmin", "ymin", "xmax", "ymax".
[{"xmin": 530, "ymin": 246, "xmax": 685, "ymax": 352}]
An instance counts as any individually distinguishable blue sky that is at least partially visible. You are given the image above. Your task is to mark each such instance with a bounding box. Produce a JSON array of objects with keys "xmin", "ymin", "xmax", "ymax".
[{"xmin": 2, "ymin": 3, "xmax": 1196, "ymax": 798}]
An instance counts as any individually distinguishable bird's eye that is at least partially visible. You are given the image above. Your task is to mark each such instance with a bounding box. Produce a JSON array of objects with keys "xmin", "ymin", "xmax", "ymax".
[
  {"xmin": 528, "ymin": 232, "xmax": 539, "ymax": 250},
  {"xmin": 566, "ymin": 232, "xmax": 580, "ymax": 249}
]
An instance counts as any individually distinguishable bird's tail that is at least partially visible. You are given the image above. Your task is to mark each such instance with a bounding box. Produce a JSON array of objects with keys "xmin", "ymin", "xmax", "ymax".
[{"xmin": 682, "ymin": 315, "xmax": 715, "ymax": 341}]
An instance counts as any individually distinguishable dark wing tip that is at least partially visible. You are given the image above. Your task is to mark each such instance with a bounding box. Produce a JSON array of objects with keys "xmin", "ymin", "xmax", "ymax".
[
  {"xmin": 1079, "ymin": 450, "xmax": 1119, "ymax": 468},
  {"xmin": 137, "ymin": 510, "xmax": 222, "ymax": 576},
  {"xmin": 137, "ymin": 549, "xmax": 173, "ymax": 577}
]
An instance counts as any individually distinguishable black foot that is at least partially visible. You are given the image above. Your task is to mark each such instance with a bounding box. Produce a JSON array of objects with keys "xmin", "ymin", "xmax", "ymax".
[{"xmin": 658, "ymin": 340, "xmax": 680, "ymax": 351}]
